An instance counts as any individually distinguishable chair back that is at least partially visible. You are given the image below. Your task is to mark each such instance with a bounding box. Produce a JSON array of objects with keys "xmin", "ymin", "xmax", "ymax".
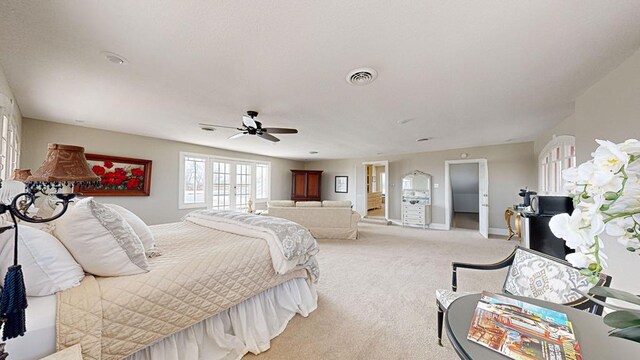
[{"xmin": 502, "ymin": 247, "xmax": 611, "ymax": 315}]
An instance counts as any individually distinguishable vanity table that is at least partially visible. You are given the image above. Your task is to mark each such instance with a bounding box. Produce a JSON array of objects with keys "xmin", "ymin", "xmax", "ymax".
[{"xmin": 401, "ymin": 170, "xmax": 432, "ymax": 228}]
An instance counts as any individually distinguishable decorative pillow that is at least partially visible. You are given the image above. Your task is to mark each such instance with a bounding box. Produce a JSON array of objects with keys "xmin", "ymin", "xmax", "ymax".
[
  {"xmin": 296, "ymin": 201, "xmax": 322, "ymax": 207},
  {"xmin": 0, "ymin": 226, "xmax": 84, "ymax": 296},
  {"xmin": 268, "ymin": 200, "xmax": 295, "ymax": 207},
  {"xmin": 105, "ymin": 204, "xmax": 160, "ymax": 257},
  {"xmin": 322, "ymin": 200, "xmax": 352, "ymax": 208},
  {"xmin": 504, "ymin": 249, "xmax": 590, "ymax": 304},
  {"xmin": 54, "ymin": 197, "xmax": 149, "ymax": 276}
]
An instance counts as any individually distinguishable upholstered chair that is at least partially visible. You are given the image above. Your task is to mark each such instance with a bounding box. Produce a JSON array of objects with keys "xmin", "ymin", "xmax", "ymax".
[{"xmin": 435, "ymin": 246, "xmax": 612, "ymax": 346}]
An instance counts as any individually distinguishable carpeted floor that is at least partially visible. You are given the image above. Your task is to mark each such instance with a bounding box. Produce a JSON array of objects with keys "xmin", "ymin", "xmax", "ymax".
[{"xmin": 245, "ymin": 223, "xmax": 518, "ymax": 360}]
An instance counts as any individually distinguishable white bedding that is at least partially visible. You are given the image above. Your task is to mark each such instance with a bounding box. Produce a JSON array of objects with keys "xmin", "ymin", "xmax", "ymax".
[
  {"xmin": 5, "ymin": 295, "xmax": 57, "ymax": 360},
  {"xmin": 5, "ymin": 277, "xmax": 316, "ymax": 360}
]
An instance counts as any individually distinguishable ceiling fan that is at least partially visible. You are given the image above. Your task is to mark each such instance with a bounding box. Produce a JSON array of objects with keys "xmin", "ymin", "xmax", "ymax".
[{"xmin": 199, "ymin": 111, "xmax": 298, "ymax": 142}]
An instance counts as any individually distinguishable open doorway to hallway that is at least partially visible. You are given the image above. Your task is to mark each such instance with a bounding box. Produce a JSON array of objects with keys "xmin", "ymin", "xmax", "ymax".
[
  {"xmin": 445, "ymin": 159, "xmax": 489, "ymax": 238},
  {"xmin": 362, "ymin": 161, "xmax": 389, "ymax": 220},
  {"xmin": 450, "ymin": 163, "xmax": 479, "ymax": 230}
]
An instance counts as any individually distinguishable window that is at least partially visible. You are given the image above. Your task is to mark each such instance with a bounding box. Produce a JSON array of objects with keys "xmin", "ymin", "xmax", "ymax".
[
  {"xmin": 538, "ymin": 135, "xmax": 575, "ymax": 194},
  {"xmin": 0, "ymin": 114, "xmax": 19, "ymax": 181},
  {"xmin": 256, "ymin": 163, "xmax": 269, "ymax": 200},
  {"xmin": 179, "ymin": 152, "xmax": 271, "ymax": 210},
  {"xmin": 181, "ymin": 155, "xmax": 207, "ymax": 207}
]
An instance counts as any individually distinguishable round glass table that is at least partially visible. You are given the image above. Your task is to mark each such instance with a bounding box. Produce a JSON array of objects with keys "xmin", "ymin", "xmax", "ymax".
[{"xmin": 445, "ymin": 293, "xmax": 638, "ymax": 359}]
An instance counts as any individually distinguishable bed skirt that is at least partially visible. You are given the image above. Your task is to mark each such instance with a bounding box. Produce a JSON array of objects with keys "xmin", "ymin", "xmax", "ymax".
[{"xmin": 126, "ymin": 278, "xmax": 317, "ymax": 360}]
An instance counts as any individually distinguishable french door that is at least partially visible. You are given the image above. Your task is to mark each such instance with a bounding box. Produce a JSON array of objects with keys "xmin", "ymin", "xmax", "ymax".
[{"xmin": 212, "ymin": 160, "xmax": 252, "ymax": 211}]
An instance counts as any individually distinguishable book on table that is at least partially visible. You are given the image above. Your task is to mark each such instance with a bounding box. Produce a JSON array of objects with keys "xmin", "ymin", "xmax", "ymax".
[{"xmin": 467, "ymin": 291, "xmax": 582, "ymax": 360}]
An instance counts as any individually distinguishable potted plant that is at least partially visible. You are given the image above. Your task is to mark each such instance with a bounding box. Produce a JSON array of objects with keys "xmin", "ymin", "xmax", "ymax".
[{"xmin": 549, "ymin": 139, "xmax": 640, "ymax": 343}]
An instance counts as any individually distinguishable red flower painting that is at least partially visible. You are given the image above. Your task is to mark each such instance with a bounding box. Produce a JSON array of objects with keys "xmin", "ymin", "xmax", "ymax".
[{"xmin": 76, "ymin": 154, "xmax": 152, "ymax": 196}]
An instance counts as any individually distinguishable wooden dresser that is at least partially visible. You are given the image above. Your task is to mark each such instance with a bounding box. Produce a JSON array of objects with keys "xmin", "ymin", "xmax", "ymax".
[{"xmin": 291, "ymin": 170, "xmax": 322, "ymax": 201}]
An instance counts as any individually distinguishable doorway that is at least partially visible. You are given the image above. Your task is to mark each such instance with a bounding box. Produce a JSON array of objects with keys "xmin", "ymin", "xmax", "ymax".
[
  {"xmin": 211, "ymin": 160, "xmax": 253, "ymax": 211},
  {"xmin": 362, "ymin": 161, "xmax": 389, "ymax": 220},
  {"xmin": 445, "ymin": 159, "xmax": 489, "ymax": 238},
  {"xmin": 450, "ymin": 163, "xmax": 479, "ymax": 230}
]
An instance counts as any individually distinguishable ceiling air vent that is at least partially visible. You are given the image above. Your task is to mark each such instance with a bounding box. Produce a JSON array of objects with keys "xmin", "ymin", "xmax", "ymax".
[{"xmin": 346, "ymin": 67, "xmax": 378, "ymax": 86}]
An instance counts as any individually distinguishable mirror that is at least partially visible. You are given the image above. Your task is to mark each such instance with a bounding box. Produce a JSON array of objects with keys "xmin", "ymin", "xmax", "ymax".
[{"xmin": 402, "ymin": 170, "xmax": 432, "ymax": 205}]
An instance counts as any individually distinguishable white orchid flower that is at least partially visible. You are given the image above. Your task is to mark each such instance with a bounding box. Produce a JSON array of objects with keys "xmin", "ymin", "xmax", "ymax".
[
  {"xmin": 549, "ymin": 209, "xmax": 595, "ymax": 249},
  {"xmin": 618, "ymin": 139, "xmax": 640, "ymax": 155},
  {"xmin": 605, "ymin": 217, "xmax": 634, "ymax": 237},
  {"xmin": 592, "ymin": 139, "xmax": 629, "ymax": 172},
  {"xmin": 618, "ymin": 236, "xmax": 640, "ymax": 249},
  {"xmin": 565, "ymin": 252, "xmax": 598, "ymax": 268}
]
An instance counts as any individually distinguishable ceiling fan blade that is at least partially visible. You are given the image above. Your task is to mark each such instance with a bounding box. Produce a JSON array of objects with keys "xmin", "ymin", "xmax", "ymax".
[
  {"xmin": 242, "ymin": 115, "xmax": 257, "ymax": 129},
  {"xmin": 262, "ymin": 127, "xmax": 298, "ymax": 134},
  {"xmin": 228, "ymin": 132, "xmax": 248, "ymax": 140},
  {"xmin": 257, "ymin": 132, "xmax": 280, "ymax": 142},
  {"xmin": 199, "ymin": 123, "xmax": 240, "ymax": 130}
]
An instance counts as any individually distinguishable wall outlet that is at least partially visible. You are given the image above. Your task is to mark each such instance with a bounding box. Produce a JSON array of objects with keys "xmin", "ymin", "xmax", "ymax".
[{"xmin": 434, "ymin": 183, "xmax": 439, "ymax": 188}]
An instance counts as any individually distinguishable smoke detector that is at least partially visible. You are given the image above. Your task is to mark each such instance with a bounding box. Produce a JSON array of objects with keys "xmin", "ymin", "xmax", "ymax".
[{"xmin": 346, "ymin": 67, "xmax": 378, "ymax": 86}]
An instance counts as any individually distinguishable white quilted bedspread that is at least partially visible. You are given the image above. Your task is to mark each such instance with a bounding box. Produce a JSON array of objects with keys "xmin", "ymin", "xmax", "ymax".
[{"xmin": 56, "ymin": 221, "xmax": 309, "ymax": 360}]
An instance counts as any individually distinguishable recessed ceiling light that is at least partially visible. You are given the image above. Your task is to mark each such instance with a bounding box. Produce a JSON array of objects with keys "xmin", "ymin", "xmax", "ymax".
[
  {"xmin": 346, "ymin": 67, "xmax": 378, "ymax": 86},
  {"xmin": 309, "ymin": 151, "xmax": 318, "ymax": 155},
  {"xmin": 416, "ymin": 137, "xmax": 433, "ymax": 142},
  {"xmin": 397, "ymin": 118, "xmax": 414, "ymax": 125},
  {"xmin": 102, "ymin": 51, "xmax": 127, "ymax": 65}
]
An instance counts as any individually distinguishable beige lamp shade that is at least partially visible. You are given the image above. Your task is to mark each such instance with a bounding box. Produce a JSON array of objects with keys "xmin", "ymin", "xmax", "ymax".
[
  {"xmin": 9, "ymin": 169, "xmax": 32, "ymax": 182},
  {"xmin": 26, "ymin": 144, "xmax": 100, "ymax": 183}
]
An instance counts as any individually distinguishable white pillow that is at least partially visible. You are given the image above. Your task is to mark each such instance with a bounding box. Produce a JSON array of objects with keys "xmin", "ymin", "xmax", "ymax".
[
  {"xmin": 0, "ymin": 226, "xmax": 84, "ymax": 296},
  {"xmin": 105, "ymin": 204, "xmax": 159, "ymax": 257},
  {"xmin": 54, "ymin": 197, "xmax": 149, "ymax": 276}
]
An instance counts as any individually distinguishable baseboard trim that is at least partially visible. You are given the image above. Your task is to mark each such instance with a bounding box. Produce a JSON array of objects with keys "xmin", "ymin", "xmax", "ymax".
[
  {"xmin": 489, "ymin": 227, "xmax": 509, "ymax": 236},
  {"xmin": 387, "ymin": 220, "xmax": 448, "ymax": 230},
  {"xmin": 427, "ymin": 223, "xmax": 448, "ymax": 230}
]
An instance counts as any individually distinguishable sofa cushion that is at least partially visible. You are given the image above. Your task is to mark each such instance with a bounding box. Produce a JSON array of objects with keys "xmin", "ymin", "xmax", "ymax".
[
  {"xmin": 268, "ymin": 200, "xmax": 295, "ymax": 207},
  {"xmin": 322, "ymin": 200, "xmax": 352, "ymax": 208},
  {"xmin": 296, "ymin": 201, "xmax": 322, "ymax": 207}
]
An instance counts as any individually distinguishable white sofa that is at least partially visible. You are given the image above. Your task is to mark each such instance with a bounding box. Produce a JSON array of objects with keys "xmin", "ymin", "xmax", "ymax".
[{"xmin": 267, "ymin": 200, "xmax": 360, "ymax": 240}]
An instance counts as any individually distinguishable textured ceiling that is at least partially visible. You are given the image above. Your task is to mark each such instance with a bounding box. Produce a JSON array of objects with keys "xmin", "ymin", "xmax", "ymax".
[{"xmin": 1, "ymin": 1, "xmax": 640, "ymax": 159}]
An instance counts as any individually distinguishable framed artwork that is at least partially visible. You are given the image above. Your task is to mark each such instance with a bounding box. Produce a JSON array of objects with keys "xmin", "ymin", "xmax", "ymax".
[
  {"xmin": 75, "ymin": 154, "xmax": 152, "ymax": 196},
  {"xmin": 335, "ymin": 176, "xmax": 348, "ymax": 193}
]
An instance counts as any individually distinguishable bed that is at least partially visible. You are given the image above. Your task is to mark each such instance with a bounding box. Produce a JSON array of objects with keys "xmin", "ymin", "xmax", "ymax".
[{"xmin": 5, "ymin": 211, "xmax": 319, "ymax": 360}]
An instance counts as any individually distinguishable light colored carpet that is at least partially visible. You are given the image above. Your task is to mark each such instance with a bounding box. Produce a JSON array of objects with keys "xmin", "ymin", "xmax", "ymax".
[{"xmin": 245, "ymin": 223, "xmax": 517, "ymax": 360}]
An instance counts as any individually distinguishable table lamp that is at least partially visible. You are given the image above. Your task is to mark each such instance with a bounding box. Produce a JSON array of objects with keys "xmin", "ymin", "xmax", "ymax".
[{"xmin": 0, "ymin": 144, "xmax": 99, "ymax": 341}]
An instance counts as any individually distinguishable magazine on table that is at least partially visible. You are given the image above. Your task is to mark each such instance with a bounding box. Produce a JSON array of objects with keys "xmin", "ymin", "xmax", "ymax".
[{"xmin": 467, "ymin": 292, "xmax": 582, "ymax": 360}]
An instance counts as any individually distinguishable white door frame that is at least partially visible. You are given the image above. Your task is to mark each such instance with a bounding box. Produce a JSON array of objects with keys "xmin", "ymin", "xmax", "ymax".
[
  {"xmin": 444, "ymin": 159, "xmax": 489, "ymax": 237},
  {"xmin": 362, "ymin": 160, "xmax": 389, "ymax": 220}
]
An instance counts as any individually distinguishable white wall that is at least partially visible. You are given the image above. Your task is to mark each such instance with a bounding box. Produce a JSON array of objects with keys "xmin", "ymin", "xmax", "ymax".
[
  {"xmin": 450, "ymin": 163, "xmax": 479, "ymax": 213},
  {"xmin": 306, "ymin": 142, "xmax": 536, "ymax": 230},
  {"xmin": 0, "ymin": 63, "xmax": 22, "ymax": 141},
  {"xmin": 534, "ymin": 48, "xmax": 640, "ymax": 293},
  {"xmin": 21, "ymin": 118, "xmax": 304, "ymax": 224}
]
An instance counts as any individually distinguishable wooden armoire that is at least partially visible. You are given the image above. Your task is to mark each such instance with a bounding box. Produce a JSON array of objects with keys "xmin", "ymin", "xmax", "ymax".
[{"xmin": 290, "ymin": 170, "xmax": 322, "ymax": 201}]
